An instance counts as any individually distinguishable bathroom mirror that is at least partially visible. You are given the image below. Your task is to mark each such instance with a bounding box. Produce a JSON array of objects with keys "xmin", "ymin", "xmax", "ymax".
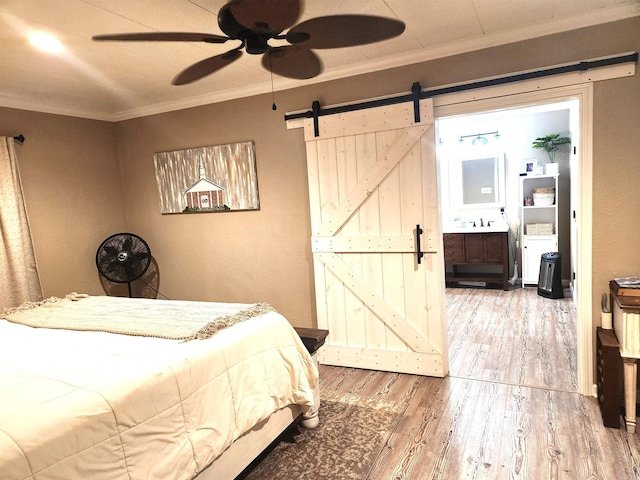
[{"xmin": 450, "ymin": 153, "xmax": 505, "ymax": 209}]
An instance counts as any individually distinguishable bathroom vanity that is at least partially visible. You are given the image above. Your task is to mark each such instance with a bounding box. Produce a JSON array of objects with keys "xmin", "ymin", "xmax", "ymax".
[
  {"xmin": 441, "ymin": 152, "xmax": 509, "ymax": 289},
  {"xmin": 443, "ymin": 226, "xmax": 509, "ymax": 290}
]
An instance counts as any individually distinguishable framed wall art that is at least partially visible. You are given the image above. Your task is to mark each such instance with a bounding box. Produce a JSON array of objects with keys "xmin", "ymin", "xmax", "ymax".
[
  {"xmin": 153, "ymin": 141, "xmax": 259, "ymax": 214},
  {"xmin": 522, "ymin": 159, "xmax": 537, "ymax": 174}
]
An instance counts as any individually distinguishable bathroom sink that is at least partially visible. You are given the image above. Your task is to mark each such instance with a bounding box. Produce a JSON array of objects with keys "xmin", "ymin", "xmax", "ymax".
[{"xmin": 443, "ymin": 221, "xmax": 509, "ymax": 234}]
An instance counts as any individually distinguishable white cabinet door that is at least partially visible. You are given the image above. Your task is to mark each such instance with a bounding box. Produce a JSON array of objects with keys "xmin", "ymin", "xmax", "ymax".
[{"xmin": 522, "ymin": 235, "xmax": 558, "ymax": 285}]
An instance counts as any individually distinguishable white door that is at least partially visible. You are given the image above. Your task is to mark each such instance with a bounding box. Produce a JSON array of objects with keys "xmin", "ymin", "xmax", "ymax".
[
  {"xmin": 522, "ymin": 235, "xmax": 558, "ymax": 284},
  {"xmin": 302, "ymin": 99, "xmax": 448, "ymax": 376}
]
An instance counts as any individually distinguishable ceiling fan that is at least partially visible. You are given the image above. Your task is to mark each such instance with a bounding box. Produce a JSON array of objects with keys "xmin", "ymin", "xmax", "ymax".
[{"xmin": 93, "ymin": 0, "xmax": 405, "ymax": 85}]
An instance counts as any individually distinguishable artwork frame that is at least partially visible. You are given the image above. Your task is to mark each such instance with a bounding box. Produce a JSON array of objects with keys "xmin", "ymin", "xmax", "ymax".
[
  {"xmin": 153, "ymin": 141, "xmax": 259, "ymax": 214},
  {"xmin": 522, "ymin": 159, "xmax": 537, "ymax": 174}
]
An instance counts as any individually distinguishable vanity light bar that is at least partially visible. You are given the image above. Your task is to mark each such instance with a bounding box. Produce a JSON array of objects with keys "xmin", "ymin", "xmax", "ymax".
[{"xmin": 458, "ymin": 131, "xmax": 500, "ymax": 145}]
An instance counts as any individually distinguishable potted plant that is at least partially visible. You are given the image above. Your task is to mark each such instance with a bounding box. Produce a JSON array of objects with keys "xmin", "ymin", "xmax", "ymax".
[
  {"xmin": 532, "ymin": 133, "xmax": 571, "ymax": 175},
  {"xmin": 532, "ymin": 133, "xmax": 571, "ymax": 163}
]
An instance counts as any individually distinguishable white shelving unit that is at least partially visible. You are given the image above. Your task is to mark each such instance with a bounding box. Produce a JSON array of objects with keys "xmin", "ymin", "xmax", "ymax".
[{"xmin": 520, "ymin": 174, "xmax": 559, "ymax": 286}]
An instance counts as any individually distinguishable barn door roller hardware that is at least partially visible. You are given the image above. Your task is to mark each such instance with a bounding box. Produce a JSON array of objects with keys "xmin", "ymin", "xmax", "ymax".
[
  {"xmin": 306, "ymin": 82, "xmax": 422, "ymax": 137},
  {"xmin": 285, "ymin": 52, "xmax": 638, "ymax": 137}
]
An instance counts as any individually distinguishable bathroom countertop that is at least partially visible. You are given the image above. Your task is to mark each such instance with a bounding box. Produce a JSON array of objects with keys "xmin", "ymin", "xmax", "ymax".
[{"xmin": 443, "ymin": 221, "xmax": 510, "ymax": 234}]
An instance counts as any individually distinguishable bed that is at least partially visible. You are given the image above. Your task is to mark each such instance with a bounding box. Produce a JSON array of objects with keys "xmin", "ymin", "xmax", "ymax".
[{"xmin": 0, "ymin": 294, "xmax": 319, "ymax": 480}]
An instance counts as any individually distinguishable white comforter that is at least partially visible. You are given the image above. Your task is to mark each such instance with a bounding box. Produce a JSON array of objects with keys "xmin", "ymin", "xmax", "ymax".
[{"xmin": 0, "ymin": 299, "xmax": 318, "ymax": 480}]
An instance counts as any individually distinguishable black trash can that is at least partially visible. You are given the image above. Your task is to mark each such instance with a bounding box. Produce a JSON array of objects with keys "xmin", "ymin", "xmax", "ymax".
[{"xmin": 538, "ymin": 252, "xmax": 563, "ymax": 299}]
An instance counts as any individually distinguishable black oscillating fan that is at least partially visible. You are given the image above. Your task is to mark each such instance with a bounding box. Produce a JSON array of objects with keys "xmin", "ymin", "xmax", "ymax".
[{"xmin": 96, "ymin": 233, "xmax": 151, "ymax": 297}]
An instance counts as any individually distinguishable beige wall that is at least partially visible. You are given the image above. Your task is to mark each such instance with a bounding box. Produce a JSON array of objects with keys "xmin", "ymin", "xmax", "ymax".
[
  {"xmin": 113, "ymin": 98, "xmax": 315, "ymax": 323},
  {"xmin": 2, "ymin": 18, "xmax": 639, "ymax": 332},
  {"xmin": 593, "ymin": 73, "xmax": 640, "ymax": 299},
  {"xmin": 0, "ymin": 108, "xmax": 127, "ymax": 297}
]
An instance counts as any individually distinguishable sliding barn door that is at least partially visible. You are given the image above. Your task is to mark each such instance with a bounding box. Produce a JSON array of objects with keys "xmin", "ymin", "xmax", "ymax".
[{"xmin": 303, "ymin": 99, "xmax": 447, "ymax": 376}]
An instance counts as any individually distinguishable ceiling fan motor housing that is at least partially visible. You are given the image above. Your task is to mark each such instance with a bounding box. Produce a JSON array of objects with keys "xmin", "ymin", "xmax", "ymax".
[
  {"xmin": 244, "ymin": 35, "xmax": 270, "ymax": 54},
  {"xmin": 218, "ymin": 4, "xmax": 274, "ymax": 54}
]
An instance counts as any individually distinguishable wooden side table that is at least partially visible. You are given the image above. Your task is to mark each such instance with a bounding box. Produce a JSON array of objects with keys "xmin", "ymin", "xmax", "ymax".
[
  {"xmin": 596, "ymin": 327, "xmax": 622, "ymax": 428},
  {"xmin": 294, "ymin": 327, "xmax": 329, "ymax": 358},
  {"xmin": 294, "ymin": 327, "xmax": 328, "ymax": 429},
  {"xmin": 610, "ymin": 280, "xmax": 640, "ymax": 432}
]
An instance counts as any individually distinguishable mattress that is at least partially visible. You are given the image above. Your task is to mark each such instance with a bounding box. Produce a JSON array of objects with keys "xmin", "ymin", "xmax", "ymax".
[{"xmin": 0, "ymin": 296, "xmax": 318, "ymax": 480}]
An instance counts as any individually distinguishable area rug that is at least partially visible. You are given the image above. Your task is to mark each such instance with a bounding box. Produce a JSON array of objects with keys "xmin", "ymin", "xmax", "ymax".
[{"xmin": 241, "ymin": 393, "xmax": 404, "ymax": 480}]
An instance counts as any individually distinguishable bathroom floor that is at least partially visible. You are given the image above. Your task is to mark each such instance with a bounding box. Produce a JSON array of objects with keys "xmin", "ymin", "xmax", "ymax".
[{"xmin": 446, "ymin": 286, "xmax": 577, "ymax": 392}]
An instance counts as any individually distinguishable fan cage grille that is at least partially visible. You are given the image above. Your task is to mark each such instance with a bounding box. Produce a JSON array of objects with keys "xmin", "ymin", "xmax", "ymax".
[{"xmin": 96, "ymin": 233, "xmax": 151, "ymax": 284}]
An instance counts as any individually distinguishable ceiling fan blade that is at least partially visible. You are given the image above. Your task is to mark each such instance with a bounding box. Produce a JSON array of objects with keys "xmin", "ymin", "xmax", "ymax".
[
  {"xmin": 172, "ymin": 49, "xmax": 243, "ymax": 85},
  {"xmin": 92, "ymin": 32, "xmax": 230, "ymax": 44},
  {"xmin": 228, "ymin": 0, "xmax": 303, "ymax": 34},
  {"xmin": 262, "ymin": 46, "xmax": 322, "ymax": 80},
  {"xmin": 287, "ymin": 15, "xmax": 405, "ymax": 49}
]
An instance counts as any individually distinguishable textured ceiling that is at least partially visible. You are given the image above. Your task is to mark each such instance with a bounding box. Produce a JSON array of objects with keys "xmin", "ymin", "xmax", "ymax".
[{"xmin": 1, "ymin": 0, "xmax": 638, "ymax": 121}]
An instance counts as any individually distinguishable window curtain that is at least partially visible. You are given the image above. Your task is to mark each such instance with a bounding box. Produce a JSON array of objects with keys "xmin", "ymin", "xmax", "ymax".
[{"xmin": 0, "ymin": 136, "xmax": 43, "ymax": 309}]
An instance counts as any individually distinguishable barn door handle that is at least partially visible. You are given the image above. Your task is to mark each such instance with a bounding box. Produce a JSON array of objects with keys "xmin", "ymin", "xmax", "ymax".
[{"xmin": 416, "ymin": 224, "xmax": 424, "ymax": 264}]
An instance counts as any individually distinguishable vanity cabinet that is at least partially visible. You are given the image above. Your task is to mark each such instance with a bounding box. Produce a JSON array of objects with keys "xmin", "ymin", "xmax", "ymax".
[
  {"xmin": 464, "ymin": 233, "xmax": 505, "ymax": 264},
  {"xmin": 443, "ymin": 232, "xmax": 509, "ymax": 290},
  {"xmin": 443, "ymin": 233, "xmax": 464, "ymax": 263}
]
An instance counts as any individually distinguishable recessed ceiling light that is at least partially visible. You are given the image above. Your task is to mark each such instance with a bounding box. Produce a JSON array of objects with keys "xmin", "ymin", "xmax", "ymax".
[{"xmin": 28, "ymin": 32, "xmax": 64, "ymax": 54}]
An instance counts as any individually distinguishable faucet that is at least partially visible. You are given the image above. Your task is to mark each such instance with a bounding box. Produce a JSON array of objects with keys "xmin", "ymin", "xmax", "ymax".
[
  {"xmin": 480, "ymin": 218, "xmax": 484, "ymax": 227},
  {"xmin": 487, "ymin": 220, "xmax": 493, "ymax": 227}
]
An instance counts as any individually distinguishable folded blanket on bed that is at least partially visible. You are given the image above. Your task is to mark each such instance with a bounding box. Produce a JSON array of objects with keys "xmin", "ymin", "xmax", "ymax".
[{"xmin": 1, "ymin": 293, "xmax": 274, "ymax": 340}]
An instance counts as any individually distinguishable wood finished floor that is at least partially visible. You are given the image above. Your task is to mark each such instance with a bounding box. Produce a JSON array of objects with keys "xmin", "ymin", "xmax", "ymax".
[
  {"xmin": 318, "ymin": 287, "xmax": 640, "ymax": 479},
  {"xmin": 446, "ymin": 286, "xmax": 577, "ymax": 392}
]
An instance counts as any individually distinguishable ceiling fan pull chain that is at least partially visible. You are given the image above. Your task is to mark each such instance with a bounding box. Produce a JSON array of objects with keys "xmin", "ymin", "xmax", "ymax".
[{"xmin": 269, "ymin": 53, "xmax": 277, "ymax": 110}]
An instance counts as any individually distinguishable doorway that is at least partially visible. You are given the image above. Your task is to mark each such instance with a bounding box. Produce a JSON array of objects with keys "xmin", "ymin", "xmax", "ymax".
[
  {"xmin": 437, "ymin": 100, "xmax": 577, "ymax": 289},
  {"xmin": 437, "ymin": 100, "xmax": 579, "ymax": 391},
  {"xmin": 433, "ymin": 83, "xmax": 593, "ymax": 396},
  {"xmin": 287, "ymin": 74, "xmax": 600, "ymax": 395}
]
